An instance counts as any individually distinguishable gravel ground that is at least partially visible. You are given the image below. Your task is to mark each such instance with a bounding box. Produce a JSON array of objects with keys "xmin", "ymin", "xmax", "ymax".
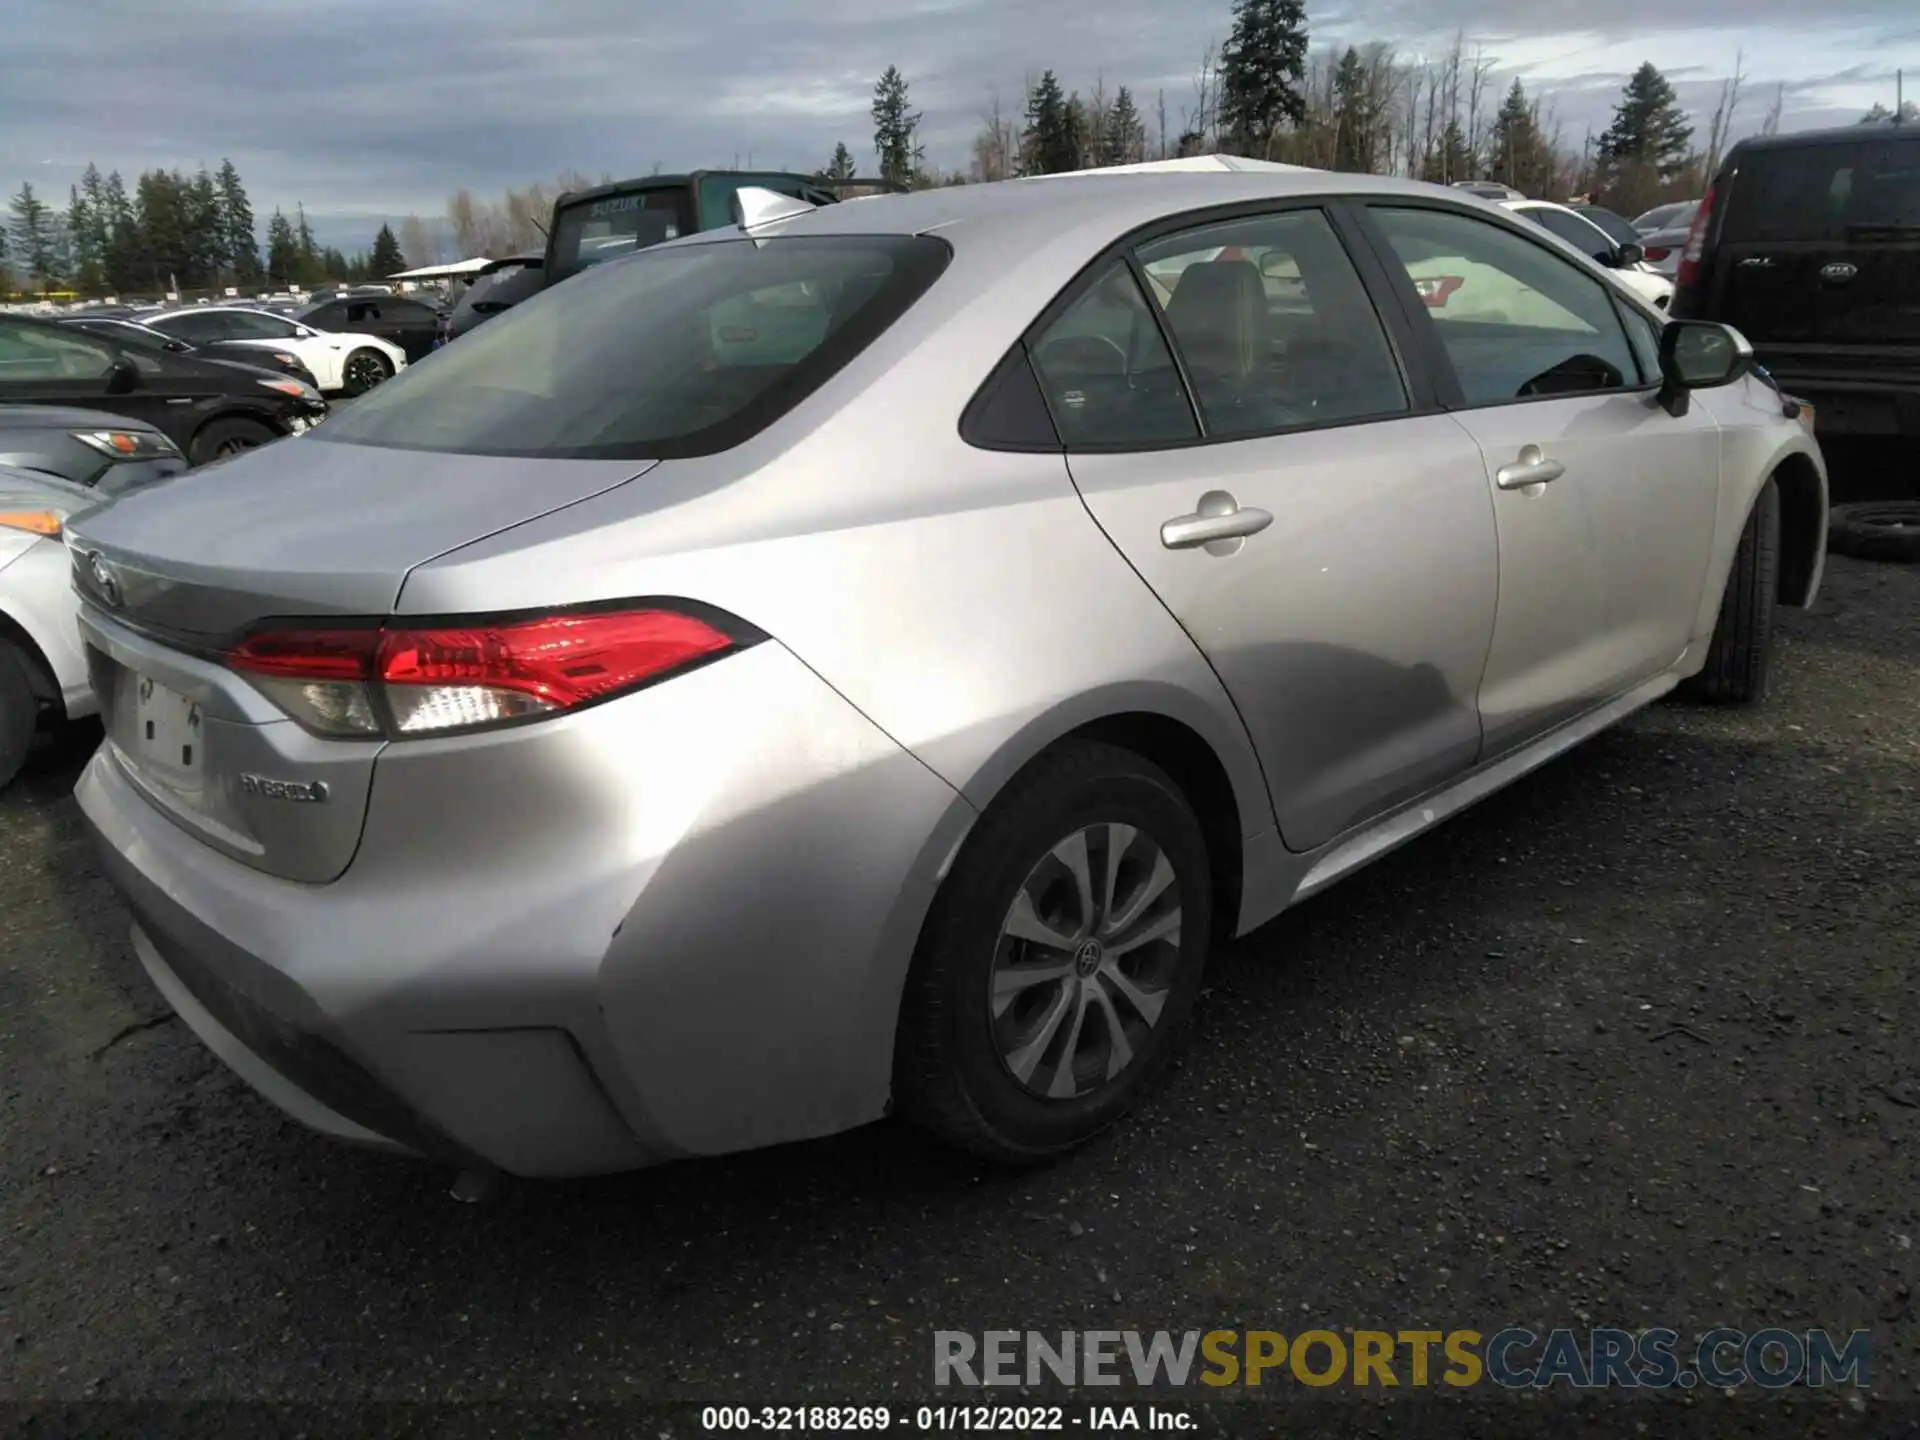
[{"xmin": 2, "ymin": 472, "xmax": 1917, "ymax": 1435}]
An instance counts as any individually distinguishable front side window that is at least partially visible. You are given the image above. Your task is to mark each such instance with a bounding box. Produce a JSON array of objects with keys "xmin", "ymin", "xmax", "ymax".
[
  {"xmin": 1134, "ymin": 209, "xmax": 1408, "ymax": 437},
  {"xmin": 0, "ymin": 319, "xmax": 115, "ymax": 380},
  {"xmin": 1523, "ymin": 207, "xmax": 1615, "ymax": 265},
  {"xmin": 316, "ymin": 234, "xmax": 950, "ymax": 460},
  {"xmin": 223, "ymin": 310, "xmax": 300, "ymax": 341},
  {"xmin": 151, "ymin": 312, "xmax": 224, "ymax": 343},
  {"xmin": 1028, "ymin": 262, "xmax": 1197, "ymax": 448},
  {"xmin": 1370, "ymin": 207, "xmax": 1642, "ymax": 406}
]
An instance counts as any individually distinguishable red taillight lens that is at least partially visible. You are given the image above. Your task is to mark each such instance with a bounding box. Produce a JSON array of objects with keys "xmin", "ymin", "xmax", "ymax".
[
  {"xmin": 1676, "ymin": 184, "xmax": 1714, "ymax": 290},
  {"xmin": 377, "ymin": 610, "xmax": 735, "ymax": 735},
  {"xmin": 1644, "ymin": 246, "xmax": 1672, "ymax": 262},
  {"xmin": 225, "ymin": 607, "xmax": 746, "ymax": 739}
]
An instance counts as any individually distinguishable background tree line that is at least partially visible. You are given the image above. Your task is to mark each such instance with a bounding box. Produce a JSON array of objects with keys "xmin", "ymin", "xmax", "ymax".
[
  {"xmin": 839, "ymin": 0, "xmax": 1902, "ymax": 218},
  {"xmin": 2, "ymin": 156, "xmax": 413, "ymax": 300}
]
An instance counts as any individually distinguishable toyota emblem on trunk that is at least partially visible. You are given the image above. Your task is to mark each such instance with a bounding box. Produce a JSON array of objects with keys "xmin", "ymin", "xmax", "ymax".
[
  {"xmin": 89, "ymin": 552, "xmax": 122, "ymax": 606},
  {"xmin": 1820, "ymin": 262, "xmax": 1858, "ymax": 283}
]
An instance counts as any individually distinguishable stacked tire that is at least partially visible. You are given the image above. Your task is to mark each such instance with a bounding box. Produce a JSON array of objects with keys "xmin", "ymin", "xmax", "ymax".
[{"xmin": 1828, "ymin": 503, "xmax": 1920, "ymax": 564}]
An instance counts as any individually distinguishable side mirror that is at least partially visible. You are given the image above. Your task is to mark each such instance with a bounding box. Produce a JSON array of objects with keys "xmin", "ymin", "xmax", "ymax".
[
  {"xmin": 105, "ymin": 356, "xmax": 140, "ymax": 395},
  {"xmin": 163, "ymin": 339, "xmax": 190, "ymax": 353},
  {"xmin": 1616, "ymin": 241, "xmax": 1646, "ymax": 267},
  {"xmin": 1259, "ymin": 252, "xmax": 1296, "ymax": 280},
  {"xmin": 1657, "ymin": 320, "xmax": 1752, "ymax": 416}
]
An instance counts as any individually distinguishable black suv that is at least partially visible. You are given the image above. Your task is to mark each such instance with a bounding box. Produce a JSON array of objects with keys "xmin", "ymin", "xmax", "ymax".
[{"xmin": 1672, "ymin": 123, "xmax": 1920, "ymax": 440}]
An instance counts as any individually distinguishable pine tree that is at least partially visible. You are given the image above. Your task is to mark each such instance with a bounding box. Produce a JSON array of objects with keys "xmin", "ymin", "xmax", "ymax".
[
  {"xmin": 265, "ymin": 208, "xmax": 299, "ymax": 286},
  {"xmin": 1219, "ymin": 0, "xmax": 1310, "ymax": 155},
  {"xmin": 1331, "ymin": 47, "xmax": 1373, "ymax": 172},
  {"xmin": 100, "ymin": 169, "xmax": 137, "ymax": 293},
  {"xmin": 1099, "ymin": 86, "xmax": 1146, "ymax": 166},
  {"xmin": 368, "ymin": 223, "xmax": 405, "ymax": 277},
  {"xmin": 1596, "ymin": 62, "xmax": 1694, "ymax": 182},
  {"xmin": 9, "ymin": 183, "xmax": 58, "ymax": 293},
  {"xmin": 215, "ymin": 159, "xmax": 258, "ymax": 281},
  {"xmin": 66, "ymin": 185, "xmax": 105, "ymax": 296},
  {"xmin": 871, "ymin": 66, "xmax": 924, "ymax": 188},
  {"xmin": 1022, "ymin": 70, "xmax": 1083, "ymax": 174},
  {"xmin": 1486, "ymin": 80, "xmax": 1556, "ymax": 195},
  {"xmin": 823, "ymin": 142, "xmax": 857, "ymax": 181},
  {"xmin": 187, "ymin": 168, "xmax": 223, "ymax": 286}
]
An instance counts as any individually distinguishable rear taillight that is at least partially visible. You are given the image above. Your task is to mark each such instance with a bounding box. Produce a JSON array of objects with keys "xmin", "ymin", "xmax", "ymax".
[
  {"xmin": 1644, "ymin": 246, "xmax": 1672, "ymax": 262},
  {"xmin": 1676, "ymin": 183, "xmax": 1715, "ymax": 290},
  {"xmin": 225, "ymin": 606, "xmax": 751, "ymax": 739}
]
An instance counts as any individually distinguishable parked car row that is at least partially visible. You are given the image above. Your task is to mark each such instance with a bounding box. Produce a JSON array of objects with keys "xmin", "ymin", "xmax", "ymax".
[{"xmin": 41, "ymin": 163, "xmax": 1827, "ymax": 1184}]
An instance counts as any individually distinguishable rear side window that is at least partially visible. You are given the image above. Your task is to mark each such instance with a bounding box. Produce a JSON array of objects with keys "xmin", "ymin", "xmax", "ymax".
[
  {"xmin": 1723, "ymin": 139, "xmax": 1920, "ymax": 241},
  {"xmin": 317, "ymin": 235, "xmax": 951, "ymax": 460},
  {"xmin": 1029, "ymin": 262, "xmax": 1198, "ymax": 447}
]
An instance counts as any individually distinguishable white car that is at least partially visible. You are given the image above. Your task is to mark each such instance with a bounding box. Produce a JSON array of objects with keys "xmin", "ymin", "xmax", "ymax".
[
  {"xmin": 142, "ymin": 306, "xmax": 407, "ymax": 396},
  {"xmin": 1500, "ymin": 199, "xmax": 1675, "ymax": 309},
  {"xmin": 0, "ymin": 467, "xmax": 96, "ymax": 788}
]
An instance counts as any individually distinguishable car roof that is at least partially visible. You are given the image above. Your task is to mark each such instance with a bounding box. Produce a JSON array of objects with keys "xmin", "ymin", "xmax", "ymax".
[
  {"xmin": 680, "ymin": 169, "xmax": 1476, "ymax": 254},
  {"xmin": 1730, "ymin": 123, "xmax": 1920, "ymax": 156}
]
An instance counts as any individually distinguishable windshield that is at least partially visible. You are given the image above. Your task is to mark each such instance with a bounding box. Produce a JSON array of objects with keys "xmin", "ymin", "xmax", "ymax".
[
  {"xmin": 1633, "ymin": 201, "xmax": 1694, "ymax": 233},
  {"xmin": 317, "ymin": 235, "xmax": 951, "ymax": 461},
  {"xmin": 1724, "ymin": 139, "xmax": 1920, "ymax": 241},
  {"xmin": 546, "ymin": 187, "xmax": 696, "ymax": 284}
]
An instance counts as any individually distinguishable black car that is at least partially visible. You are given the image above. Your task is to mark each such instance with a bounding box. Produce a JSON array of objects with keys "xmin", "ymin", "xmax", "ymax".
[
  {"xmin": 0, "ymin": 404, "xmax": 188, "ymax": 494},
  {"xmin": 57, "ymin": 315, "xmax": 322, "ymax": 389},
  {"xmin": 439, "ymin": 254, "xmax": 546, "ymax": 344},
  {"xmin": 1673, "ymin": 123, "xmax": 1920, "ymax": 440},
  {"xmin": 296, "ymin": 293, "xmax": 442, "ymax": 363},
  {"xmin": 0, "ymin": 311, "xmax": 327, "ymax": 465}
]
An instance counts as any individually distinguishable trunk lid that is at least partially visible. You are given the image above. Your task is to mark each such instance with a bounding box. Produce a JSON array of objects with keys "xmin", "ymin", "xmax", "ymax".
[
  {"xmin": 1713, "ymin": 135, "xmax": 1920, "ymax": 350},
  {"xmin": 66, "ymin": 438, "xmax": 651, "ymax": 882}
]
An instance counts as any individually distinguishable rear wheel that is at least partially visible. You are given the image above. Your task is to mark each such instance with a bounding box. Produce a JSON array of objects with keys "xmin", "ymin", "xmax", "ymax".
[
  {"xmin": 894, "ymin": 741, "xmax": 1213, "ymax": 1163},
  {"xmin": 341, "ymin": 348, "xmax": 392, "ymax": 396},
  {"xmin": 188, "ymin": 416, "xmax": 277, "ymax": 466},
  {"xmin": 1679, "ymin": 476, "xmax": 1780, "ymax": 704},
  {"xmin": 0, "ymin": 640, "xmax": 40, "ymax": 790}
]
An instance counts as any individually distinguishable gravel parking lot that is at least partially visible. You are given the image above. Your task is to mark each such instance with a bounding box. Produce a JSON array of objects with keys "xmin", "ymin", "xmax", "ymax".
[{"xmin": 3, "ymin": 451, "xmax": 1917, "ymax": 1430}]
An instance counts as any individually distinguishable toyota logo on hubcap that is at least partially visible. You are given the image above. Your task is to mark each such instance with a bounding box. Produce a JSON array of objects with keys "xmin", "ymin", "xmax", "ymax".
[{"xmin": 1074, "ymin": 939, "xmax": 1104, "ymax": 977}]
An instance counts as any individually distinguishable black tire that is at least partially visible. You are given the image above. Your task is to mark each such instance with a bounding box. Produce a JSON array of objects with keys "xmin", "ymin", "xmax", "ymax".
[
  {"xmin": 1679, "ymin": 476, "xmax": 1780, "ymax": 704},
  {"xmin": 893, "ymin": 741, "xmax": 1213, "ymax": 1164},
  {"xmin": 1829, "ymin": 502, "xmax": 1920, "ymax": 564},
  {"xmin": 188, "ymin": 416, "xmax": 277, "ymax": 467},
  {"xmin": 341, "ymin": 348, "xmax": 392, "ymax": 397},
  {"xmin": 0, "ymin": 640, "xmax": 40, "ymax": 791}
]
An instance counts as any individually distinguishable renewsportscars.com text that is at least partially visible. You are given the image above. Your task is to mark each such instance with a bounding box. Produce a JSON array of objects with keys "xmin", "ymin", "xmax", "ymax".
[{"xmin": 933, "ymin": 1327, "xmax": 1871, "ymax": 1390}]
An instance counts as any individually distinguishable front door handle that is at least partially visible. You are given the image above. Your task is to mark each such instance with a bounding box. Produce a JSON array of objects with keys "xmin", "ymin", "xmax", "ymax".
[
  {"xmin": 1495, "ymin": 445, "xmax": 1566, "ymax": 491},
  {"xmin": 1161, "ymin": 491, "xmax": 1274, "ymax": 550}
]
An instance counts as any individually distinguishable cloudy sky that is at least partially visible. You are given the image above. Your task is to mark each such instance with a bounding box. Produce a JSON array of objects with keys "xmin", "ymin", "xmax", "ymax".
[{"xmin": 3, "ymin": 0, "xmax": 1912, "ymax": 252}]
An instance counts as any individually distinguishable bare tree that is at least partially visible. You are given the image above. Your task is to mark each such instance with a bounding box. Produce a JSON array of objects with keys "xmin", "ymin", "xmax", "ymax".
[
  {"xmin": 1760, "ymin": 82, "xmax": 1785, "ymax": 137},
  {"xmin": 1085, "ymin": 73, "xmax": 1111, "ymax": 169},
  {"xmin": 1156, "ymin": 89, "xmax": 1170, "ymax": 159},
  {"xmin": 1702, "ymin": 49, "xmax": 1746, "ymax": 179},
  {"xmin": 397, "ymin": 215, "xmax": 440, "ymax": 268},
  {"xmin": 969, "ymin": 92, "xmax": 1019, "ymax": 182},
  {"xmin": 1464, "ymin": 42, "xmax": 1495, "ymax": 177},
  {"xmin": 1179, "ymin": 42, "xmax": 1218, "ymax": 155}
]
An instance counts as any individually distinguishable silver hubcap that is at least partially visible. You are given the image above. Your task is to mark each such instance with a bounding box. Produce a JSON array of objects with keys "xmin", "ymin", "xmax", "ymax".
[{"xmin": 990, "ymin": 822, "xmax": 1183, "ymax": 1100}]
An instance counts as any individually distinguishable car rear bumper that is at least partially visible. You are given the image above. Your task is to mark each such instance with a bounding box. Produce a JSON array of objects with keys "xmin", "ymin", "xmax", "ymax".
[{"xmin": 74, "ymin": 639, "xmax": 971, "ymax": 1177}]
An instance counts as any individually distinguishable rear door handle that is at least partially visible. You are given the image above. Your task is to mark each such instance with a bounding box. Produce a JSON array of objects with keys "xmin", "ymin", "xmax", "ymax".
[
  {"xmin": 1495, "ymin": 445, "xmax": 1566, "ymax": 491},
  {"xmin": 1161, "ymin": 493, "xmax": 1274, "ymax": 550}
]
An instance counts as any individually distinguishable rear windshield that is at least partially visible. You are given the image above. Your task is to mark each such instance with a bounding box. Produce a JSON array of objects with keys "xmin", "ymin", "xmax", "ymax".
[
  {"xmin": 316, "ymin": 235, "xmax": 951, "ymax": 460},
  {"xmin": 1723, "ymin": 139, "xmax": 1920, "ymax": 241},
  {"xmin": 457, "ymin": 262, "xmax": 545, "ymax": 315},
  {"xmin": 547, "ymin": 188, "xmax": 695, "ymax": 283}
]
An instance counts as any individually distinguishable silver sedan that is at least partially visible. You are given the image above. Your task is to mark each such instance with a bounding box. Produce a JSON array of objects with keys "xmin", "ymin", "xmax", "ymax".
[{"xmin": 68, "ymin": 169, "xmax": 1827, "ymax": 1177}]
